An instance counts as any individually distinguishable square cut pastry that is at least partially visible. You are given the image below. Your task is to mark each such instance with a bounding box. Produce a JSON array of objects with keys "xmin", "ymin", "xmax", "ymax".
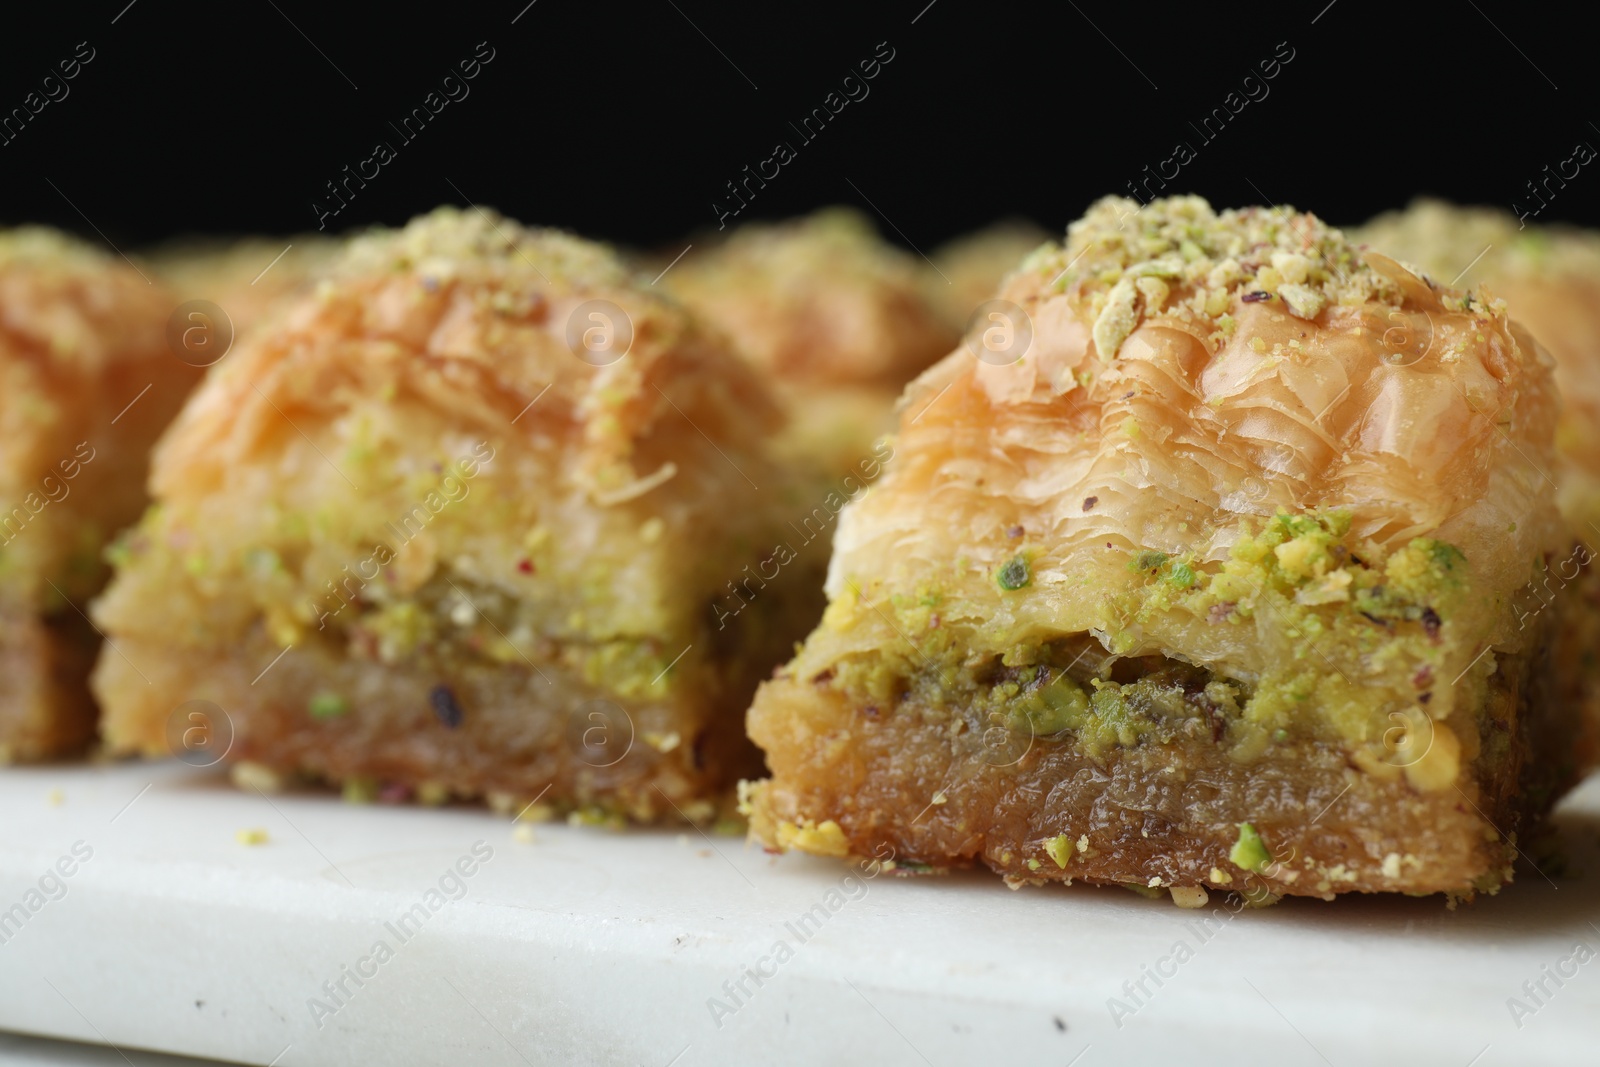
[
  {"xmin": 92, "ymin": 207, "xmax": 823, "ymax": 821},
  {"xmin": 663, "ymin": 209, "xmax": 957, "ymax": 475},
  {"xmin": 744, "ymin": 195, "xmax": 1580, "ymax": 903},
  {"xmin": 1, "ymin": 229, "xmax": 200, "ymax": 761}
]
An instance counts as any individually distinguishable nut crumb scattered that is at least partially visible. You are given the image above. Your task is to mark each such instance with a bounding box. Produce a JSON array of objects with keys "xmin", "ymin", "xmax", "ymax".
[{"xmin": 230, "ymin": 762, "xmax": 284, "ymax": 794}]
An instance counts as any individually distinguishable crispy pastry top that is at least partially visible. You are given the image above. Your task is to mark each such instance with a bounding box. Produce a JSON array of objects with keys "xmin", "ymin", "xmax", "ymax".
[
  {"xmin": 151, "ymin": 206, "xmax": 780, "ymax": 506},
  {"xmin": 1356, "ymin": 199, "xmax": 1600, "ymax": 530},
  {"xmin": 664, "ymin": 207, "xmax": 957, "ymax": 389},
  {"xmin": 0, "ymin": 227, "xmax": 167, "ymax": 383}
]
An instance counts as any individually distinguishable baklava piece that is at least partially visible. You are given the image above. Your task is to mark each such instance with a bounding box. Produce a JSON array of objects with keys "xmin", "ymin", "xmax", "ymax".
[
  {"xmin": 1357, "ymin": 201, "xmax": 1600, "ymax": 773},
  {"xmin": 663, "ymin": 208, "xmax": 956, "ymax": 473},
  {"xmin": 1, "ymin": 229, "xmax": 200, "ymax": 760},
  {"xmin": 745, "ymin": 196, "xmax": 1578, "ymax": 902},
  {"xmin": 925, "ymin": 220, "xmax": 1051, "ymax": 333},
  {"xmin": 145, "ymin": 236, "xmax": 337, "ymax": 342},
  {"xmin": 92, "ymin": 207, "xmax": 822, "ymax": 821}
]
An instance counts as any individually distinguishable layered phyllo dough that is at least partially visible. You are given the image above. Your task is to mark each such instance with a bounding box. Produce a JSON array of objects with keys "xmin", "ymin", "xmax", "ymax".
[
  {"xmin": 745, "ymin": 195, "xmax": 1578, "ymax": 902},
  {"xmin": 1, "ymin": 229, "xmax": 201, "ymax": 760},
  {"xmin": 1356, "ymin": 201, "xmax": 1600, "ymax": 772},
  {"xmin": 92, "ymin": 207, "xmax": 824, "ymax": 821},
  {"xmin": 663, "ymin": 208, "xmax": 957, "ymax": 472}
]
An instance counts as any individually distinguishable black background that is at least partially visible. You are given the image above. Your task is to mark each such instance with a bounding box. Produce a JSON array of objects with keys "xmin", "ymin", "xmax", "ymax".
[{"xmin": 1, "ymin": 0, "xmax": 1594, "ymax": 252}]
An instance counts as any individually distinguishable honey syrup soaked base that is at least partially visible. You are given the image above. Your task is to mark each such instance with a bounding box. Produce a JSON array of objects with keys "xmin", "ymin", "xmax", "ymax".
[{"xmin": 747, "ymin": 627, "xmax": 1574, "ymax": 903}]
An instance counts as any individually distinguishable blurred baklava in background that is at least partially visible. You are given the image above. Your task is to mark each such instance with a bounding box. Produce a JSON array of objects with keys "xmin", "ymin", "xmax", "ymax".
[
  {"xmin": 1356, "ymin": 201, "xmax": 1600, "ymax": 772},
  {"xmin": 663, "ymin": 208, "xmax": 957, "ymax": 475},
  {"xmin": 925, "ymin": 219, "xmax": 1051, "ymax": 335},
  {"xmin": 745, "ymin": 195, "xmax": 1580, "ymax": 903},
  {"xmin": 145, "ymin": 236, "xmax": 337, "ymax": 342},
  {"xmin": 0, "ymin": 229, "xmax": 201, "ymax": 761},
  {"xmin": 92, "ymin": 206, "xmax": 824, "ymax": 822}
]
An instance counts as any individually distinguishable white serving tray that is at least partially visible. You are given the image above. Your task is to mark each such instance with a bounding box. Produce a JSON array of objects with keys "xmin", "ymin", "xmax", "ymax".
[{"xmin": 1, "ymin": 760, "xmax": 1596, "ymax": 1066}]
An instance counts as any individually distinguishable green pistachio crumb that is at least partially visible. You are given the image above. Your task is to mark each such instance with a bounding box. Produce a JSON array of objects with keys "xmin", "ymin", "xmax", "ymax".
[
  {"xmin": 309, "ymin": 692, "xmax": 349, "ymax": 720},
  {"xmin": 1128, "ymin": 550, "xmax": 1170, "ymax": 574},
  {"xmin": 1044, "ymin": 834, "xmax": 1073, "ymax": 870},
  {"xmin": 1427, "ymin": 540, "xmax": 1466, "ymax": 574},
  {"xmin": 416, "ymin": 781, "xmax": 451, "ymax": 806},
  {"xmin": 1230, "ymin": 822, "xmax": 1272, "ymax": 872},
  {"xmin": 567, "ymin": 806, "xmax": 627, "ymax": 830},
  {"xmin": 105, "ymin": 533, "xmax": 137, "ymax": 569},
  {"xmin": 996, "ymin": 556, "xmax": 1032, "ymax": 591},
  {"xmin": 243, "ymin": 547, "xmax": 283, "ymax": 576}
]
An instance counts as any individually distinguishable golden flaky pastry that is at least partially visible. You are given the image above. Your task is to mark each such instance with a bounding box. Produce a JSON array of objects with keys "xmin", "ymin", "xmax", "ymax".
[
  {"xmin": 663, "ymin": 208, "xmax": 957, "ymax": 472},
  {"xmin": 92, "ymin": 206, "xmax": 824, "ymax": 820},
  {"xmin": 1, "ymin": 228, "xmax": 201, "ymax": 760},
  {"xmin": 745, "ymin": 195, "xmax": 1577, "ymax": 903},
  {"xmin": 1357, "ymin": 199, "xmax": 1600, "ymax": 772}
]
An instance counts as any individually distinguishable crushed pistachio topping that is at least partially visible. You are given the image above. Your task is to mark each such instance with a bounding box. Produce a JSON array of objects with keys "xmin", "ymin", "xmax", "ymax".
[
  {"xmin": 234, "ymin": 828, "xmax": 270, "ymax": 846},
  {"xmin": 1032, "ymin": 195, "xmax": 1409, "ymax": 359},
  {"xmin": 335, "ymin": 204, "xmax": 627, "ymax": 290},
  {"xmin": 1230, "ymin": 823, "xmax": 1271, "ymax": 872}
]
